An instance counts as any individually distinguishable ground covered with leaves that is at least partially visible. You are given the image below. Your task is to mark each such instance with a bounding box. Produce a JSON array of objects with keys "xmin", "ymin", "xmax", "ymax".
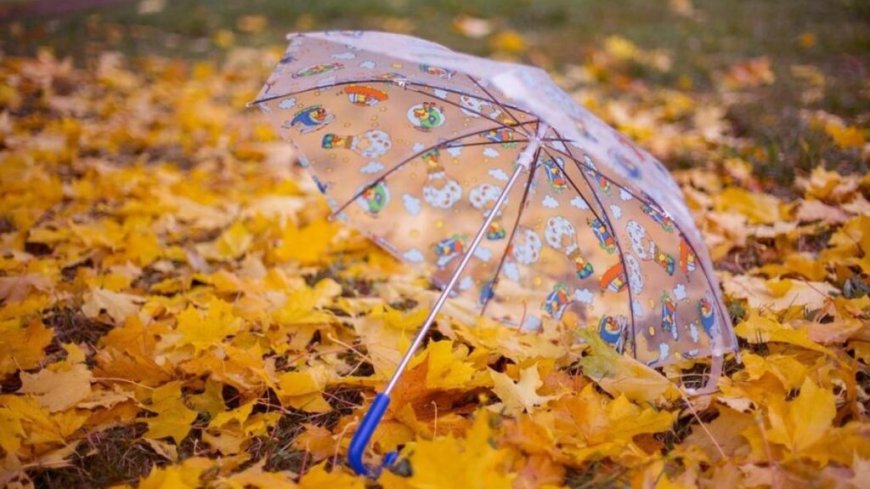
[{"xmin": 1, "ymin": 3, "xmax": 870, "ymax": 489}]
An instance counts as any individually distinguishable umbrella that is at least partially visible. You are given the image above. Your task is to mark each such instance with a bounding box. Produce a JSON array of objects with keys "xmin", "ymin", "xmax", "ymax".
[{"xmin": 254, "ymin": 30, "xmax": 738, "ymax": 476}]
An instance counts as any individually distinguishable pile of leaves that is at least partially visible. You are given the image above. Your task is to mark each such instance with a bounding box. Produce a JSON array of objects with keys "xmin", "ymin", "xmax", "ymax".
[{"xmin": 1, "ymin": 40, "xmax": 869, "ymax": 488}]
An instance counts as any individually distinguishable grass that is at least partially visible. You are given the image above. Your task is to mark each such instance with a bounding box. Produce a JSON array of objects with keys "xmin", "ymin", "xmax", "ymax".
[{"xmin": 2, "ymin": 0, "xmax": 866, "ymax": 187}]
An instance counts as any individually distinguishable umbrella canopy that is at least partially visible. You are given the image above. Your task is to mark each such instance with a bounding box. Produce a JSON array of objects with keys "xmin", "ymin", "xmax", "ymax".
[{"xmin": 254, "ymin": 30, "xmax": 738, "ymax": 475}]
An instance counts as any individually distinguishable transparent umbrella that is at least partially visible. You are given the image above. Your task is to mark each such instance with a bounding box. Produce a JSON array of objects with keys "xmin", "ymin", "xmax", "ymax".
[{"xmin": 254, "ymin": 30, "xmax": 738, "ymax": 476}]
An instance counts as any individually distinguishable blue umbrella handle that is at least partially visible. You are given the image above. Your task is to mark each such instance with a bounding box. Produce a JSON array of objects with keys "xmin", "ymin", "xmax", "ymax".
[{"xmin": 348, "ymin": 392, "xmax": 398, "ymax": 476}]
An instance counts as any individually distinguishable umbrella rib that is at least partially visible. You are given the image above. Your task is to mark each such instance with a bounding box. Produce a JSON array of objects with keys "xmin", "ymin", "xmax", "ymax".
[
  {"xmin": 547, "ymin": 135, "xmax": 639, "ymax": 355},
  {"xmin": 480, "ymin": 142, "xmax": 542, "ymax": 316},
  {"xmin": 466, "ymin": 75, "xmax": 529, "ymax": 136},
  {"xmin": 444, "ymin": 137, "xmax": 573, "ymax": 150},
  {"xmin": 546, "ymin": 132, "xmax": 734, "ymax": 346},
  {"xmin": 328, "ymin": 120, "xmax": 538, "ymax": 219},
  {"xmin": 253, "ymin": 78, "xmax": 537, "ymax": 118}
]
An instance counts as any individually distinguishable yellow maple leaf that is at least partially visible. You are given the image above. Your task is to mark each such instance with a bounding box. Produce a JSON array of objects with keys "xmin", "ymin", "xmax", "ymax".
[
  {"xmin": 0, "ymin": 318, "xmax": 53, "ymax": 376},
  {"xmin": 0, "ymin": 394, "xmax": 87, "ymax": 455},
  {"xmin": 81, "ymin": 287, "xmax": 142, "ymax": 325},
  {"xmin": 382, "ymin": 410, "xmax": 514, "ymax": 489},
  {"xmin": 139, "ymin": 457, "xmax": 214, "ymax": 489},
  {"xmin": 274, "ymin": 219, "xmax": 338, "ymax": 265},
  {"xmin": 423, "ymin": 340, "xmax": 479, "ymax": 390},
  {"xmin": 140, "ymin": 382, "xmax": 198, "ymax": 444},
  {"xmin": 208, "ymin": 399, "xmax": 255, "ymax": 430},
  {"xmin": 766, "ymin": 377, "xmax": 835, "ymax": 453},
  {"xmin": 94, "ymin": 315, "xmax": 172, "ymax": 387},
  {"xmin": 219, "ymin": 459, "xmax": 298, "ymax": 489},
  {"xmin": 713, "ymin": 187, "xmax": 782, "ymax": 224},
  {"xmin": 213, "ymin": 220, "xmax": 254, "ymax": 260},
  {"xmin": 577, "ymin": 330, "xmax": 678, "ymax": 403},
  {"xmin": 19, "ymin": 362, "xmax": 93, "ymax": 412},
  {"xmin": 173, "ymin": 298, "xmax": 242, "ymax": 353},
  {"xmin": 734, "ymin": 312, "xmax": 833, "ymax": 357},
  {"xmin": 272, "ymin": 280, "xmax": 339, "ymax": 326},
  {"xmin": 299, "ymin": 462, "xmax": 363, "ymax": 489},
  {"xmin": 489, "ymin": 365, "xmax": 555, "ymax": 416},
  {"xmin": 276, "ymin": 367, "xmax": 332, "ymax": 413}
]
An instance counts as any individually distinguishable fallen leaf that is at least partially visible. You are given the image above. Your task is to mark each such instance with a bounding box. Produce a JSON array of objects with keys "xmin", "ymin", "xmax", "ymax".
[
  {"xmin": 489, "ymin": 365, "xmax": 555, "ymax": 416},
  {"xmin": 81, "ymin": 287, "xmax": 143, "ymax": 325},
  {"xmin": 19, "ymin": 362, "xmax": 93, "ymax": 412}
]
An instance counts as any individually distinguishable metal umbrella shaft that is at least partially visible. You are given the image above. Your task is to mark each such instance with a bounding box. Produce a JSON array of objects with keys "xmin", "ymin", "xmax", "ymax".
[{"xmin": 348, "ymin": 123, "xmax": 549, "ymax": 476}]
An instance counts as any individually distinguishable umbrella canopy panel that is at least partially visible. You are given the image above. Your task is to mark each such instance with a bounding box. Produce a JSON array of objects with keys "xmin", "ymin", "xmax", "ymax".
[{"xmin": 255, "ymin": 31, "xmax": 737, "ymax": 367}]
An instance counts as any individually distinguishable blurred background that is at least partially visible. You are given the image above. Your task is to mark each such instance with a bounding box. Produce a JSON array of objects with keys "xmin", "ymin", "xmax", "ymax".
[{"xmin": 2, "ymin": 0, "xmax": 867, "ymax": 186}]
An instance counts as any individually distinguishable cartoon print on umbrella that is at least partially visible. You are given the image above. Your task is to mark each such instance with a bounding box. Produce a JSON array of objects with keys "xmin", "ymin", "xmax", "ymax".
[
  {"xmin": 285, "ymin": 104, "xmax": 335, "ymax": 133},
  {"xmin": 254, "ymin": 31, "xmax": 739, "ymax": 477}
]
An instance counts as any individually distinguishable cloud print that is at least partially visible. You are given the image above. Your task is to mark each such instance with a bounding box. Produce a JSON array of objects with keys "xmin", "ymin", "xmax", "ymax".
[
  {"xmin": 483, "ymin": 147, "xmax": 499, "ymax": 158},
  {"xmin": 674, "ymin": 283, "xmax": 687, "ymax": 301},
  {"xmin": 609, "ymin": 204, "xmax": 623, "ymax": 220},
  {"xmin": 402, "ymin": 249, "xmax": 424, "ymax": 263},
  {"xmin": 360, "ymin": 161, "xmax": 384, "ymax": 174},
  {"xmin": 402, "ymin": 194, "xmax": 421, "ymax": 215},
  {"xmin": 278, "ymin": 98, "xmax": 297, "ymax": 109},
  {"xmin": 474, "ymin": 247, "xmax": 493, "ymax": 262},
  {"xmin": 502, "ymin": 262, "xmax": 520, "ymax": 281},
  {"xmin": 459, "ymin": 276, "xmax": 473, "ymax": 290},
  {"xmin": 542, "ymin": 195, "xmax": 559, "ymax": 209},
  {"xmin": 489, "ymin": 168, "xmax": 509, "ymax": 181},
  {"xmin": 574, "ymin": 288, "xmax": 594, "ymax": 304},
  {"xmin": 570, "ymin": 196, "xmax": 589, "ymax": 209}
]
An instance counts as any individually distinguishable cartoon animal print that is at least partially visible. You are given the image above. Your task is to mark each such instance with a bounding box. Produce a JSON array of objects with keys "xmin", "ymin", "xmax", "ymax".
[
  {"xmin": 699, "ymin": 292, "xmax": 718, "ymax": 338},
  {"xmin": 543, "ymin": 283, "xmax": 571, "ymax": 319},
  {"xmin": 600, "ymin": 262, "xmax": 627, "ymax": 293},
  {"xmin": 511, "ymin": 228, "xmax": 542, "ymax": 265},
  {"xmin": 544, "ymin": 216, "xmax": 595, "ymax": 279},
  {"xmin": 484, "ymin": 127, "xmax": 518, "ymax": 148},
  {"xmin": 356, "ymin": 182, "xmax": 389, "ymax": 215},
  {"xmin": 286, "ymin": 105, "xmax": 334, "ymax": 134},
  {"xmin": 419, "ymin": 64, "xmax": 455, "ymax": 79},
  {"xmin": 679, "ymin": 240, "xmax": 696, "ymax": 274},
  {"xmin": 641, "ymin": 202, "xmax": 674, "ymax": 232},
  {"xmin": 599, "ymin": 315, "xmax": 628, "ymax": 348},
  {"xmin": 421, "ymin": 149, "xmax": 462, "ymax": 209},
  {"xmin": 469, "ymin": 184, "xmax": 506, "ymax": 240},
  {"xmin": 582, "ymin": 154, "xmax": 611, "ymax": 194},
  {"xmin": 343, "ymin": 85, "xmax": 389, "ymax": 106},
  {"xmin": 322, "ymin": 130, "xmax": 392, "ymax": 158},
  {"xmin": 292, "ymin": 62, "xmax": 343, "ymax": 78},
  {"xmin": 589, "ymin": 218, "xmax": 617, "ymax": 254},
  {"xmin": 459, "ymin": 95, "xmax": 500, "ymax": 118},
  {"xmin": 626, "ymin": 219, "xmax": 676, "ymax": 276},
  {"xmin": 434, "ymin": 234, "xmax": 465, "ymax": 268},
  {"xmin": 542, "ymin": 156, "xmax": 568, "ymax": 191},
  {"xmin": 407, "ymin": 102, "xmax": 446, "ymax": 131},
  {"xmin": 661, "ymin": 293, "xmax": 678, "ymax": 340}
]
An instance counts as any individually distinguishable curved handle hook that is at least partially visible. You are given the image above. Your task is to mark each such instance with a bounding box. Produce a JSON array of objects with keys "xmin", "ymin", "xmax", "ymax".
[{"xmin": 348, "ymin": 393, "xmax": 397, "ymax": 477}]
